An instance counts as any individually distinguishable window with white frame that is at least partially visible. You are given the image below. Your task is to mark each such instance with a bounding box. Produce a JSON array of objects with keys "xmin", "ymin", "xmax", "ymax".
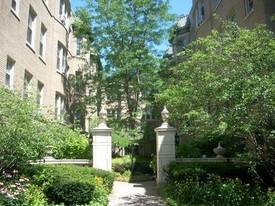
[
  {"xmin": 5, "ymin": 57, "xmax": 15, "ymax": 88},
  {"xmin": 37, "ymin": 81, "xmax": 44, "ymax": 107},
  {"xmin": 11, "ymin": 0, "xmax": 19, "ymax": 15},
  {"xmin": 245, "ymin": 0, "xmax": 254, "ymax": 16},
  {"xmin": 23, "ymin": 72, "xmax": 32, "ymax": 98},
  {"xmin": 55, "ymin": 93, "xmax": 65, "ymax": 121},
  {"xmin": 56, "ymin": 42, "xmax": 67, "ymax": 74},
  {"xmin": 39, "ymin": 24, "xmax": 47, "ymax": 59},
  {"xmin": 26, "ymin": 6, "xmax": 37, "ymax": 47},
  {"xmin": 59, "ymin": 0, "xmax": 67, "ymax": 23},
  {"xmin": 196, "ymin": 0, "xmax": 205, "ymax": 26}
]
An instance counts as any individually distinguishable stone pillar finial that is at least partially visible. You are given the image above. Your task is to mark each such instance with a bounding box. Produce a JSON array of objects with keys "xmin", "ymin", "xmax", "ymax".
[
  {"xmin": 161, "ymin": 106, "xmax": 169, "ymax": 124},
  {"xmin": 99, "ymin": 107, "xmax": 107, "ymax": 127}
]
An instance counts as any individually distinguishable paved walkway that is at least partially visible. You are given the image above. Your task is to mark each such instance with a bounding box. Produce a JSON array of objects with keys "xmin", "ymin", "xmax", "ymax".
[{"xmin": 108, "ymin": 181, "xmax": 168, "ymax": 206}]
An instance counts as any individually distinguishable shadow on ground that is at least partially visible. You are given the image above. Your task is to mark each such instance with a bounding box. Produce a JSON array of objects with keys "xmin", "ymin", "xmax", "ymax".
[{"xmin": 108, "ymin": 181, "xmax": 167, "ymax": 206}]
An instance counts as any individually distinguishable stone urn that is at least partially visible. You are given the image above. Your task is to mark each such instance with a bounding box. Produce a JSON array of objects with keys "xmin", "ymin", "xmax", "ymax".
[{"xmin": 213, "ymin": 143, "xmax": 225, "ymax": 158}]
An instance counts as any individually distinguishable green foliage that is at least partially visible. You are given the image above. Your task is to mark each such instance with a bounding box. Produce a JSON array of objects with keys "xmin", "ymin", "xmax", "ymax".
[
  {"xmin": 159, "ymin": 23, "xmax": 275, "ymax": 139},
  {"xmin": 266, "ymin": 189, "xmax": 275, "ymax": 206},
  {"xmin": 112, "ymin": 129, "xmax": 132, "ymax": 148},
  {"xmin": 0, "ymin": 87, "xmax": 92, "ymax": 174},
  {"xmin": 45, "ymin": 179, "xmax": 94, "ymax": 206},
  {"xmin": 26, "ymin": 165, "xmax": 115, "ymax": 206},
  {"xmin": 25, "ymin": 185, "xmax": 47, "ymax": 206},
  {"xmin": 0, "ymin": 88, "xmax": 46, "ymax": 172},
  {"xmin": 163, "ymin": 162, "xmax": 268, "ymax": 206},
  {"xmin": 158, "ymin": 23, "xmax": 275, "ymax": 184},
  {"xmin": 163, "ymin": 177, "xmax": 266, "ymax": 206},
  {"xmin": 43, "ymin": 123, "xmax": 92, "ymax": 159},
  {"xmin": 78, "ymin": 0, "xmax": 174, "ymax": 133},
  {"xmin": 176, "ymin": 135, "xmax": 245, "ymax": 158},
  {"xmin": 112, "ymin": 155, "xmax": 153, "ymax": 182},
  {"xmin": 0, "ymin": 174, "xmax": 30, "ymax": 206},
  {"xmin": 166, "ymin": 162, "xmax": 251, "ymax": 183},
  {"xmin": 72, "ymin": 8, "xmax": 93, "ymax": 42}
]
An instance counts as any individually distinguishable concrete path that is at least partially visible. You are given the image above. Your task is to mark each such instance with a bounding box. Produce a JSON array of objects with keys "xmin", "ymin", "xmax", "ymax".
[{"xmin": 108, "ymin": 181, "xmax": 168, "ymax": 206}]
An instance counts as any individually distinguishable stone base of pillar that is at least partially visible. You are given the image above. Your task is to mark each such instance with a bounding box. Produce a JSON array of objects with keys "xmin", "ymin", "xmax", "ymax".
[{"xmin": 92, "ymin": 124, "xmax": 112, "ymax": 171}]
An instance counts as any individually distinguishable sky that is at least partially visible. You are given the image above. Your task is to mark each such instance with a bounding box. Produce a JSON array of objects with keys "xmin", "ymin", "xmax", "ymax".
[
  {"xmin": 70, "ymin": 0, "xmax": 192, "ymax": 16},
  {"xmin": 70, "ymin": 0, "xmax": 193, "ymax": 52}
]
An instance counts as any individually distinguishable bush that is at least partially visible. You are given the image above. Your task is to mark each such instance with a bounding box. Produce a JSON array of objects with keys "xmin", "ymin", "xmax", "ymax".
[
  {"xmin": 166, "ymin": 162, "xmax": 251, "ymax": 183},
  {"xmin": 25, "ymin": 185, "xmax": 47, "ymax": 205},
  {"xmin": 0, "ymin": 87, "xmax": 91, "ymax": 175},
  {"xmin": 0, "ymin": 88, "xmax": 46, "ymax": 173},
  {"xmin": 0, "ymin": 171, "xmax": 46, "ymax": 206},
  {"xmin": 45, "ymin": 179, "xmax": 94, "ymax": 206},
  {"xmin": 90, "ymin": 167, "xmax": 115, "ymax": 191},
  {"xmin": 25, "ymin": 165, "xmax": 115, "ymax": 206},
  {"xmin": 163, "ymin": 162, "xmax": 268, "ymax": 206},
  {"xmin": 176, "ymin": 135, "xmax": 245, "ymax": 158},
  {"xmin": 43, "ymin": 123, "xmax": 92, "ymax": 159}
]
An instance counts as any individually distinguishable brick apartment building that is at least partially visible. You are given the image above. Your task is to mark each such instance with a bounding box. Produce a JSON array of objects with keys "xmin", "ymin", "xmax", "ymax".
[
  {"xmin": 168, "ymin": 0, "xmax": 275, "ymax": 62},
  {"xmin": 0, "ymin": 0, "xmax": 99, "ymax": 132}
]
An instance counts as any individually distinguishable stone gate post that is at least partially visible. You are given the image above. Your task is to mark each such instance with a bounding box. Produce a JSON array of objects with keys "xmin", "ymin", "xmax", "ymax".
[
  {"xmin": 154, "ymin": 107, "xmax": 176, "ymax": 187},
  {"xmin": 92, "ymin": 108, "xmax": 112, "ymax": 171}
]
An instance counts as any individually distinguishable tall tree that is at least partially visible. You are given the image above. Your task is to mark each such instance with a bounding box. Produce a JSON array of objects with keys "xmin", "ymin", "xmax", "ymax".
[
  {"xmin": 82, "ymin": 0, "xmax": 174, "ymax": 131},
  {"xmin": 157, "ymin": 23, "xmax": 275, "ymax": 184}
]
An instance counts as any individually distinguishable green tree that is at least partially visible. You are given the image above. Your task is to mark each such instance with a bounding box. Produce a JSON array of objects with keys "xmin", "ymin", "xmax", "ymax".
[
  {"xmin": 157, "ymin": 23, "xmax": 275, "ymax": 184},
  {"xmin": 81, "ymin": 0, "xmax": 174, "ymax": 131}
]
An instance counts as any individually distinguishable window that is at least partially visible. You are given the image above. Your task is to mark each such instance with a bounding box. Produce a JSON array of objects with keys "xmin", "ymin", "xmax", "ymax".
[
  {"xmin": 76, "ymin": 37, "xmax": 83, "ymax": 55},
  {"xmin": 55, "ymin": 93, "xmax": 65, "ymax": 121},
  {"xmin": 182, "ymin": 38, "xmax": 188, "ymax": 47},
  {"xmin": 37, "ymin": 81, "xmax": 44, "ymax": 107},
  {"xmin": 56, "ymin": 42, "xmax": 67, "ymax": 74},
  {"xmin": 142, "ymin": 108, "xmax": 155, "ymax": 121},
  {"xmin": 75, "ymin": 71, "xmax": 82, "ymax": 93},
  {"xmin": 26, "ymin": 6, "xmax": 37, "ymax": 47},
  {"xmin": 227, "ymin": 10, "xmax": 237, "ymax": 22},
  {"xmin": 59, "ymin": 0, "xmax": 67, "ymax": 24},
  {"xmin": 245, "ymin": 0, "xmax": 254, "ymax": 16},
  {"xmin": 11, "ymin": 0, "xmax": 19, "ymax": 14},
  {"xmin": 39, "ymin": 24, "xmax": 47, "ymax": 59},
  {"xmin": 5, "ymin": 57, "xmax": 15, "ymax": 88},
  {"xmin": 196, "ymin": 0, "xmax": 205, "ymax": 26},
  {"xmin": 23, "ymin": 72, "xmax": 32, "ymax": 98}
]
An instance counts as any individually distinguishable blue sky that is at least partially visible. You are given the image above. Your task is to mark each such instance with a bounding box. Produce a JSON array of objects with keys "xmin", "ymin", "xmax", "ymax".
[
  {"xmin": 70, "ymin": 0, "xmax": 192, "ymax": 16},
  {"xmin": 70, "ymin": 0, "xmax": 193, "ymax": 52}
]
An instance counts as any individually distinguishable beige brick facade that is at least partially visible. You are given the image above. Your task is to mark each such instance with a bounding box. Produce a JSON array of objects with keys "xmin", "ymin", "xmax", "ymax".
[
  {"xmin": 190, "ymin": 0, "xmax": 275, "ymax": 39},
  {"xmin": 0, "ymin": 0, "xmax": 96, "ymax": 130},
  {"xmin": 169, "ymin": 0, "xmax": 275, "ymax": 61}
]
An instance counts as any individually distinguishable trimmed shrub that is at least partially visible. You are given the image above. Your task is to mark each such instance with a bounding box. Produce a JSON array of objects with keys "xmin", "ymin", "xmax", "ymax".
[
  {"xmin": 45, "ymin": 179, "xmax": 94, "ymax": 206},
  {"xmin": 25, "ymin": 165, "xmax": 115, "ymax": 205}
]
